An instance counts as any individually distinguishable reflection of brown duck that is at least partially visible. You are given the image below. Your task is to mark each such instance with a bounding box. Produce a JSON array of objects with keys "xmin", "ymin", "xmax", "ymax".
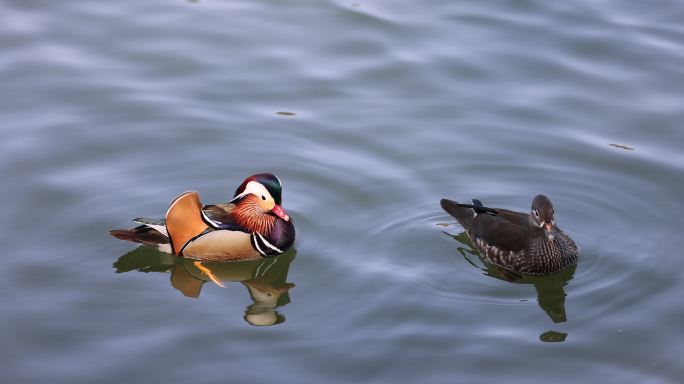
[
  {"xmin": 445, "ymin": 230, "xmax": 575, "ymax": 324},
  {"xmin": 113, "ymin": 246, "xmax": 296, "ymax": 326}
]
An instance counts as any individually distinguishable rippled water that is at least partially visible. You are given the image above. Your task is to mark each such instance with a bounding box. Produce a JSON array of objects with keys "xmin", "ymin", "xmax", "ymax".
[{"xmin": 2, "ymin": 0, "xmax": 684, "ymax": 382}]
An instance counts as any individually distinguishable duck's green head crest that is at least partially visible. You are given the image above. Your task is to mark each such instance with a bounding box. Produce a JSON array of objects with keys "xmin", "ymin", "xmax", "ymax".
[{"xmin": 234, "ymin": 173, "xmax": 283, "ymax": 205}]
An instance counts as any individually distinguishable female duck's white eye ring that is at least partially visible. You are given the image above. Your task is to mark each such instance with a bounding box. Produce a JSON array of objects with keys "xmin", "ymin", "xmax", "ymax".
[{"xmin": 533, "ymin": 209, "xmax": 539, "ymax": 218}]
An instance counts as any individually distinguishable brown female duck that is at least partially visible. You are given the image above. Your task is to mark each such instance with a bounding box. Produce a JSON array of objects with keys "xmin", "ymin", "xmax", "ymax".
[{"xmin": 441, "ymin": 195, "xmax": 578, "ymax": 275}]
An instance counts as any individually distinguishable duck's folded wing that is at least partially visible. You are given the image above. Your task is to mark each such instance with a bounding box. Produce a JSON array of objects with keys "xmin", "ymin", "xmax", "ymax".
[
  {"xmin": 470, "ymin": 214, "xmax": 529, "ymax": 253},
  {"xmin": 201, "ymin": 204, "xmax": 243, "ymax": 230},
  {"xmin": 492, "ymin": 208, "xmax": 529, "ymax": 227}
]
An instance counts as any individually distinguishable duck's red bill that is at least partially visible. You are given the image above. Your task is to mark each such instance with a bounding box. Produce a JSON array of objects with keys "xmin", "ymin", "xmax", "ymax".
[{"xmin": 272, "ymin": 205, "xmax": 290, "ymax": 221}]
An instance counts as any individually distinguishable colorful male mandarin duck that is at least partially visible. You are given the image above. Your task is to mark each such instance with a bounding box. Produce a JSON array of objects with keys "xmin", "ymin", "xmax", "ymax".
[
  {"xmin": 111, "ymin": 173, "xmax": 295, "ymax": 263},
  {"xmin": 440, "ymin": 195, "xmax": 578, "ymax": 275}
]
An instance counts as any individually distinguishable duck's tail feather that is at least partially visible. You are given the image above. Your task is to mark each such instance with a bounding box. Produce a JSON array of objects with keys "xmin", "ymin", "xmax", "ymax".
[
  {"xmin": 440, "ymin": 198, "xmax": 500, "ymax": 228},
  {"xmin": 132, "ymin": 217, "xmax": 168, "ymax": 237},
  {"xmin": 440, "ymin": 198, "xmax": 475, "ymax": 229},
  {"xmin": 110, "ymin": 223, "xmax": 169, "ymax": 245}
]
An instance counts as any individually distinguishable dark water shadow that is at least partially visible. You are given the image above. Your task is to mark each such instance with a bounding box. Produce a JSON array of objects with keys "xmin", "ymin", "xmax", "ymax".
[
  {"xmin": 113, "ymin": 247, "xmax": 297, "ymax": 326},
  {"xmin": 445, "ymin": 231, "xmax": 576, "ymax": 341}
]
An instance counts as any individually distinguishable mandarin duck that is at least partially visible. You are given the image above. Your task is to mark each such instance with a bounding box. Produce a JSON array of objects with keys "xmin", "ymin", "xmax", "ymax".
[
  {"xmin": 440, "ymin": 195, "xmax": 578, "ymax": 275},
  {"xmin": 111, "ymin": 173, "xmax": 295, "ymax": 263}
]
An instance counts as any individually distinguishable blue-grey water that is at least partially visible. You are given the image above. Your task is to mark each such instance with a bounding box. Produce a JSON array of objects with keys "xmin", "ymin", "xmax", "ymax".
[{"xmin": 2, "ymin": 1, "xmax": 683, "ymax": 383}]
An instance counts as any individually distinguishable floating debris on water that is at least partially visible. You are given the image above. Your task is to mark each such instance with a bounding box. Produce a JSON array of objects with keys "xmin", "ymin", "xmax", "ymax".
[
  {"xmin": 539, "ymin": 330, "xmax": 567, "ymax": 342},
  {"xmin": 276, "ymin": 111, "xmax": 296, "ymax": 116},
  {"xmin": 609, "ymin": 143, "xmax": 635, "ymax": 151},
  {"xmin": 436, "ymin": 222, "xmax": 452, "ymax": 227}
]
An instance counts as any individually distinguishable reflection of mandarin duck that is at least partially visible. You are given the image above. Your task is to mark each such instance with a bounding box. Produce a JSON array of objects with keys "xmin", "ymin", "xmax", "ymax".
[
  {"xmin": 169, "ymin": 254, "xmax": 296, "ymax": 326},
  {"xmin": 440, "ymin": 195, "xmax": 578, "ymax": 275},
  {"xmin": 113, "ymin": 246, "xmax": 297, "ymax": 326},
  {"xmin": 111, "ymin": 173, "xmax": 296, "ymax": 262},
  {"xmin": 242, "ymin": 278, "xmax": 295, "ymax": 326}
]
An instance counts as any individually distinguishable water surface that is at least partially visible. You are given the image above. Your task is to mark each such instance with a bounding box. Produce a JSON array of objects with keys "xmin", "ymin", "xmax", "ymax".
[{"xmin": 2, "ymin": 0, "xmax": 684, "ymax": 382}]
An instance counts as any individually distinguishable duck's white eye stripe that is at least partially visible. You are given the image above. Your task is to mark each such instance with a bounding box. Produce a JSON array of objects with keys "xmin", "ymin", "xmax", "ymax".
[
  {"xmin": 230, "ymin": 191, "xmax": 248, "ymax": 203},
  {"xmin": 533, "ymin": 210, "xmax": 539, "ymax": 218},
  {"xmin": 230, "ymin": 181, "xmax": 271, "ymax": 202}
]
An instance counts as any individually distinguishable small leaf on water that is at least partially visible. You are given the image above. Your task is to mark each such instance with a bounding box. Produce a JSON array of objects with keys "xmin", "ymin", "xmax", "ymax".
[
  {"xmin": 609, "ymin": 143, "xmax": 635, "ymax": 151},
  {"xmin": 276, "ymin": 111, "xmax": 296, "ymax": 116}
]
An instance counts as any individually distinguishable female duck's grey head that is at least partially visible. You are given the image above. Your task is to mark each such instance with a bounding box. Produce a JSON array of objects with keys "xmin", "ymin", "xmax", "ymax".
[{"xmin": 531, "ymin": 194, "xmax": 556, "ymax": 241}]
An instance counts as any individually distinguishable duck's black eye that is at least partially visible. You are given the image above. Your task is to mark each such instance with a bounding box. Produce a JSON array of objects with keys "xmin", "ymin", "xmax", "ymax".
[
  {"xmin": 261, "ymin": 195, "xmax": 267, "ymax": 201},
  {"xmin": 533, "ymin": 210, "xmax": 539, "ymax": 218}
]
